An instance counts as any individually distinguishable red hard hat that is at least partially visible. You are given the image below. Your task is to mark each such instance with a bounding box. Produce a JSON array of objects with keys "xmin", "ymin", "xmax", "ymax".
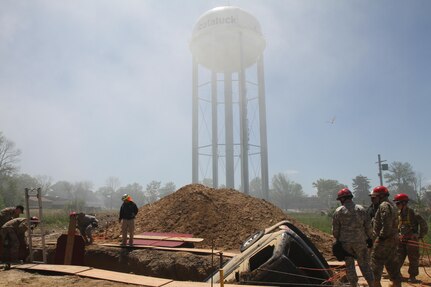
[
  {"xmin": 371, "ymin": 186, "xmax": 389, "ymax": 197},
  {"xmin": 336, "ymin": 188, "xmax": 353, "ymax": 200},
  {"xmin": 394, "ymin": 193, "xmax": 409, "ymax": 202}
]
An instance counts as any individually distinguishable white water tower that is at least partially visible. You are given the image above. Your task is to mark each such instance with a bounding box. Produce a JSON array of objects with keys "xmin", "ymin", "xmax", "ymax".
[{"xmin": 190, "ymin": 6, "xmax": 269, "ymax": 198}]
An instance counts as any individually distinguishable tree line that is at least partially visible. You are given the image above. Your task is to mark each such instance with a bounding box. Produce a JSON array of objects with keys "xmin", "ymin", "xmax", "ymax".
[{"xmin": 1, "ymin": 131, "xmax": 430, "ymax": 212}]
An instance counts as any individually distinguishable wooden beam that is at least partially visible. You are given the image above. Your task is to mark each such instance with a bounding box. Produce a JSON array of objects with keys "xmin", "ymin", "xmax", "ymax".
[
  {"xmin": 64, "ymin": 214, "xmax": 77, "ymax": 264},
  {"xmin": 99, "ymin": 243, "xmax": 238, "ymax": 258},
  {"xmin": 12, "ymin": 263, "xmax": 269, "ymax": 287},
  {"xmin": 120, "ymin": 235, "xmax": 204, "ymax": 243},
  {"xmin": 77, "ymin": 268, "xmax": 172, "ymax": 286}
]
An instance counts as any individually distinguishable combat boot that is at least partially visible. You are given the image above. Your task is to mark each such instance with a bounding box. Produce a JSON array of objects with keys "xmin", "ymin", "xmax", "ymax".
[{"xmin": 388, "ymin": 280, "xmax": 402, "ymax": 287}]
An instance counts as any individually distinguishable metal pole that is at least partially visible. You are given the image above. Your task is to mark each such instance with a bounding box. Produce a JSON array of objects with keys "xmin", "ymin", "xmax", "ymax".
[
  {"xmin": 377, "ymin": 154, "xmax": 383, "ymax": 186},
  {"xmin": 211, "ymin": 71, "xmax": 218, "ymax": 188},
  {"xmin": 238, "ymin": 31, "xmax": 249, "ymax": 194},
  {"xmin": 36, "ymin": 188, "xmax": 47, "ymax": 263},
  {"xmin": 219, "ymin": 251, "xmax": 224, "ymax": 287},
  {"xmin": 192, "ymin": 58, "xmax": 199, "ymax": 183},
  {"xmin": 224, "ymin": 72, "xmax": 234, "ymax": 188},
  {"xmin": 211, "ymin": 240, "xmax": 214, "ymax": 287},
  {"xmin": 257, "ymin": 56, "xmax": 269, "ymax": 200}
]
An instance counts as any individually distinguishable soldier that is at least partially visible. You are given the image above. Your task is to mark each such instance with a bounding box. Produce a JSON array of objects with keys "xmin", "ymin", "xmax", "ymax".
[
  {"xmin": 0, "ymin": 216, "xmax": 38, "ymax": 269},
  {"xmin": 332, "ymin": 188, "xmax": 374, "ymax": 287},
  {"xmin": 367, "ymin": 191, "xmax": 380, "ymax": 223},
  {"xmin": 0, "ymin": 205, "xmax": 24, "ymax": 227},
  {"xmin": 76, "ymin": 212, "xmax": 99, "ymax": 245},
  {"xmin": 394, "ymin": 193, "xmax": 428, "ymax": 283},
  {"xmin": 370, "ymin": 186, "xmax": 402, "ymax": 287}
]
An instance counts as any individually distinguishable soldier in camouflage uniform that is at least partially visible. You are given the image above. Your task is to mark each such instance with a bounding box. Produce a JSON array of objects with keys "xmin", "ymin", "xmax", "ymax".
[
  {"xmin": 332, "ymin": 188, "xmax": 374, "ymax": 287},
  {"xmin": 76, "ymin": 212, "xmax": 99, "ymax": 245},
  {"xmin": 394, "ymin": 193, "xmax": 428, "ymax": 283},
  {"xmin": 0, "ymin": 216, "xmax": 38, "ymax": 269},
  {"xmin": 367, "ymin": 191, "xmax": 380, "ymax": 224},
  {"xmin": 0, "ymin": 205, "xmax": 24, "ymax": 228},
  {"xmin": 370, "ymin": 186, "xmax": 402, "ymax": 287}
]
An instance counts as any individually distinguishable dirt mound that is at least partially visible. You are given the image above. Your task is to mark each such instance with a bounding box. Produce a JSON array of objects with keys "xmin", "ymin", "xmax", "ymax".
[{"xmin": 103, "ymin": 184, "xmax": 333, "ymax": 258}]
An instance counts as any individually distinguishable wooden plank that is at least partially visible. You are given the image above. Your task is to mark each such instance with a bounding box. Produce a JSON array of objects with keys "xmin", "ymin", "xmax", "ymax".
[
  {"xmin": 13, "ymin": 263, "xmax": 273, "ymax": 287},
  {"xmin": 141, "ymin": 232, "xmax": 193, "ymax": 238},
  {"xmin": 327, "ymin": 260, "xmax": 345, "ymax": 268},
  {"xmin": 120, "ymin": 235, "xmax": 204, "ymax": 243},
  {"xmin": 77, "ymin": 268, "xmax": 172, "ymax": 287},
  {"xmin": 64, "ymin": 215, "xmax": 77, "ymax": 264},
  {"xmin": 133, "ymin": 239, "xmax": 185, "ymax": 247},
  {"xmin": 27, "ymin": 264, "xmax": 92, "ymax": 274},
  {"xmin": 99, "ymin": 243, "xmax": 238, "ymax": 257},
  {"xmin": 12, "ymin": 263, "xmax": 38, "ymax": 269},
  {"xmin": 164, "ymin": 281, "xmax": 271, "ymax": 287}
]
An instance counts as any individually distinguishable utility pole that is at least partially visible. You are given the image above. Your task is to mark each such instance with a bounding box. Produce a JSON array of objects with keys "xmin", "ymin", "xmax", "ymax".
[{"xmin": 376, "ymin": 154, "xmax": 388, "ymax": 186}]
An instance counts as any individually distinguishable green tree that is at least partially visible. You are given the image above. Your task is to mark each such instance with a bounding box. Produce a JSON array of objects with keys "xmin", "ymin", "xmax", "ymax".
[
  {"xmin": 73, "ymin": 181, "xmax": 94, "ymax": 210},
  {"xmin": 144, "ymin": 180, "xmax": 161, "ymax": 204},
  {"xmin": 270, "ymin": 173, "xmax": 304, "ymax": 210},
  {"xmin": 95, "ymin": 186, "xmax": 112, "ymax": 209},
  {"xmin": 384, "ymin": 161, "xmax": 417, "ymax": 200},
  {"xmin": 0, "ymin": 132, "xmax": 22, "ymax": 206},
  {"xmin": 50, "ymin": 180, "xmax": 74, "ymax": 199},
  {"xmin": 352, "ymin": 175, "xmax": 371, "ymax": 205},
  {"xmin": 105, "ymin": 176, "xmax": 120, "ymax": 209},
  {"xmin": 1, "ymin": 174, "xmax": 38, "ymax": 206},
  {"xmin": 312, "ymin": 178, "xmax": 346, "ymax": 208},
  {"xmin": 249, "ymin": 177, "xmax": 263, "ymax": 198},
  {"xmin": 0, "ymin": 132, "xmax": 21, "ymax": 177},
  {"xmin": 159, "ymin": 182, "xmax": 176, "ymax": 198},
  {"xmin": 35, "ymin": 175, "xmax": 53, "ymax": 196}
]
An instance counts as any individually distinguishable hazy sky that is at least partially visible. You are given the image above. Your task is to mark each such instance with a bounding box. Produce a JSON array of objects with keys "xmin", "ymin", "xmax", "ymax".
[{"xmin": 1, "ymin": 0, "xmax": 430, "ymax": 194}]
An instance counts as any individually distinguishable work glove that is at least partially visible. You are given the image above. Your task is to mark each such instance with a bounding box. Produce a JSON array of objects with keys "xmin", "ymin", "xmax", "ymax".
[{"xmin": 366, "ymin": 238, "xmax": 373, "ymax": 248}]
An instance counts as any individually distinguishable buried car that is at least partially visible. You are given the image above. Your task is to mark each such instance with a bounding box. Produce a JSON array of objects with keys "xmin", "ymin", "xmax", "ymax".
[{"xmin": 207, "ymin": 220, "xmax": 333, "ymax": 286}]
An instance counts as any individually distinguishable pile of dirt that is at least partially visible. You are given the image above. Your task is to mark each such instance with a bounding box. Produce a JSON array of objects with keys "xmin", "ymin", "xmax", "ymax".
[{"xmin": 103, "ymin": 184, "xmax": 334, "ymax": 259}]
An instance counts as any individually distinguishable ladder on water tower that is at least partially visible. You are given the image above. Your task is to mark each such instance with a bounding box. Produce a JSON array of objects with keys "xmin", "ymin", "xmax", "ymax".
[{"xmin": 24, "ymin": 187, "xmax": 47, "ymax": 263}]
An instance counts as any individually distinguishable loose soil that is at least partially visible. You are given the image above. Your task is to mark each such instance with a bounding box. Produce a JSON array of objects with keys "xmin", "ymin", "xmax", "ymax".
[
  {"xmin": 5, "ymin": 184, "xmax": 428, "ymax": 286},
  {"xmin": 100, "ymin": 184, "xmax": 334, "ymax": 259}
]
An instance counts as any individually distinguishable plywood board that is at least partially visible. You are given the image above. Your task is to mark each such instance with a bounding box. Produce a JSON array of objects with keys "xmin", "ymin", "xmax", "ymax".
[
  {"xmin": 133, "ymin": 239, "xmax": 185, "ymax": 247},
  {"xmin": 121, "ymin": 235, "xmax": 203, "ymax": 243},
  {"xmin": 27, "ymin": 264, "xmax": 92, "ymax": 274},
  {"xmin": 99, "ymin": 243, "xmax": 238, "ymax": 257},
  {"xmin": 78, "ymin": 268, "xmax": 172, "ymax": 286},
  {"xmin": 141, "ymin": 232, "xmax": 193, "ymax": 238},
  {"xmin": 12, "ymin": 263, "xmax": 38, "ymax": 269},
  {"xmin": 164, "ymin": 281, "xmax": 271, "ymax": 287}
]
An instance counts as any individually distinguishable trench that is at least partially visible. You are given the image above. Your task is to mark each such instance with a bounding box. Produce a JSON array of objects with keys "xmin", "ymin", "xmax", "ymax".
[{"xmin": 34, "ymin": 245, "xmax": 229, "ymax": 282}]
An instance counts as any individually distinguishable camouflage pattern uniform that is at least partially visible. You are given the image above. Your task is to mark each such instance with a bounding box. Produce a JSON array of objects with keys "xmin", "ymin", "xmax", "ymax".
[
  {"xmin": 371, "ymin": 199, "xmax": 402, "ymax": 283},
  {"xmin": 367, "ymin": 203, "xmax": 379, "ymax": 224},
  {"xmin": 0, "ymin": 207, "xmax": 18, "ymax": 228},
  {"xmin": 76, "ymin": 213, "xmax": 98, "ymax": 244},
  {"xmin": 397, "ymin": 206, "xmax": 428, "ymax": 278},
  {"xmin": 0, "ymin": 218, "xmax": 28, "ymax": 262},
  {"xmin": 332, "ymin": 200, "xmax": 374, "ymax": 286}
]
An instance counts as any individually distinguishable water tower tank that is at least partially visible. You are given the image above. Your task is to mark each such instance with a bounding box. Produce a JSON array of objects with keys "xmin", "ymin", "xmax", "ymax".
[{"xmin": 190, "ymin": 6, "xmax": 266, "ymax": 72}]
